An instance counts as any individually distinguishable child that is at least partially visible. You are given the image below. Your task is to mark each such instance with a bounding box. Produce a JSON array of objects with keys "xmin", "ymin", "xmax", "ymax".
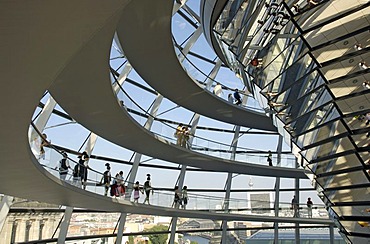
[{"xmin": 133, "ymin": 181, "xmax": 143, "ymax": 203}]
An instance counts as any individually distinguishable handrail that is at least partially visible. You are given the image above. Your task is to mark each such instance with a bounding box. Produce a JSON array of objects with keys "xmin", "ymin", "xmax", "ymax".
[
  {"xmin": 29, "ymin": 123, "xmax": 327, "ymax": 219},
  {"xmin": 112, "ymin": 71, "xmax": 297, "ymax": 168},
  {"xmin": 171, "ymin": 37, "xmax": 267, "ymax": 112}
]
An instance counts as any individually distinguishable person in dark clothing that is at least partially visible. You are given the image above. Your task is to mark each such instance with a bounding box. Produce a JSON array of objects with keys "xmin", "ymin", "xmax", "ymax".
[
  {"xmin": 267, "ymin": 150, "xmax": 273, "ymax": 166},
  {"xmin": 307, "ymin": 197, "xmax": 313, "ymax": 218},
  {"xmin": 173, "ymin": 186, "xmax": 182, "ymax": 208},
  {"xmin": 101, "ymin": 163, "xmax": 111, "ymax": 196},
  {"xmin": 143, "ymin": 174, "xmax": 153, "ymax": 204},
  {"xmin": 78, "ymin": 151, "xmax": 89, "ymax": 189},
  {"xmin": 291, "ymin": 195, "xmax": 299, "ymax": 217},
  {"xmin": 233, "ymin": 89, "xmax": 242, "ymax": 105}
]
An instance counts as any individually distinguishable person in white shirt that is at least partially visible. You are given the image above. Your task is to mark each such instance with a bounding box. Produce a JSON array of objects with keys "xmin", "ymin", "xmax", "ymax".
[{"xmin": 213, "ymin": 83, "xmax": 223, "ymax": 97}]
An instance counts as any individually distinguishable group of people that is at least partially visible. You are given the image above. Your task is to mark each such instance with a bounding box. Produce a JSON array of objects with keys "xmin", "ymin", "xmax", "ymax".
[
  {"xmin": 227, "ymin": 89, "xmax": 243, "ymax": 105},
  {"xmin": 211, "ymin": 83, "xmax": 243, "ymax": 106},
  {"xmin": 291, "ymin": 195, "xmax": 314, "ymax": 218},
  {"xmin": 56, "ymin": 150, "xmax": 90, "ymax": 189},
  {"xmin": 173, "ymin": 185, "xmax": 189, "ymax": 209},
  {"xmin": 174, "ymin": 124, "xmax": 191, "ymax": 148},
  {"xmin": 100, "ymin": 163, "xmax": 126, "ymax": 197},
  {"xmin": 37, "ymin": 134, "xmax": 89, "ymax": 189},
  {"xmin": 128, "ymin": 174, "xmax": 154, "ymax": 204},
  {"xmin": 54, "ymin": 148, "xmax": 156, "ymax": 204}
]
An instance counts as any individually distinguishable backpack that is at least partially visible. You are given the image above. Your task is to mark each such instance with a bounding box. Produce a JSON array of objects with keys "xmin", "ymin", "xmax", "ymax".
[{"xmin": 60, "ymin": 159, "xmax": 68, "ymax": 171}]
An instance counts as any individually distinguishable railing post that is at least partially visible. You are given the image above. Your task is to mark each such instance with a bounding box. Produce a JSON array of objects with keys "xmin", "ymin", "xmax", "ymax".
[
  {"xmin": 57, "ymin": 206, "xmax": 73, "ymax": 244},
  {"xmin": 221, "ymin": 125, "xmax": 240, "ymax": 243},
  {"xmin": 169, "ymin": 113, "xmax": 200, "ymax": 244},
  {"xmin": 274, "ymin": 135, "xmax": 283, "ymax": 243}
]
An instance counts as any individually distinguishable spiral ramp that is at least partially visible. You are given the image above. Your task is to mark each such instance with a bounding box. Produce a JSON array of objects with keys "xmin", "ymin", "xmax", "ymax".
[{"xmin": 0, "ymin": 0, "xmax": 337, "ymax": 243}]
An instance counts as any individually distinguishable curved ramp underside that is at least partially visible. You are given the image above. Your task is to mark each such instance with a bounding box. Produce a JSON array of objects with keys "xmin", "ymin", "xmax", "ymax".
[
  {"xmin": 0, "ymin": 0, "xmax": 323, "ymax": 225},
  {"xmin": 116, "ymin": 0, "xmax": 276, "ymax": 132},
  {"xmin": 47, "ymin": 2, "xmax": 305, "ymax": 179}
]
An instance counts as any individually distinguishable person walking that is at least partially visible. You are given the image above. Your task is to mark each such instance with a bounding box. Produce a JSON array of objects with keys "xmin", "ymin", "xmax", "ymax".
[
  {"xmin": 116, "ymin": 171, "xmax": 125, "ymax": 197},
  {"xmin": 133, "ymin": 181, "xmax": 143, "ymax": 203},
  {"xmin": 173, "ymin": 186, "xmax": 182, "ymax": 208},
  {"xmin": 143, "ymin": 174, "xmax": 153, "ymax": 204},
  {"xmin": 100, "ymin": 163, "xmax": 111, "ymax": 196},
  {"xmin": 267, "ymin": 150, "xmax": 273, "ymax": 166},
  {"xmin": 233, "ymin": 89, "xmax": 242, "ymax": 105},
  {"xmin": 72, "ymin": 163, "xmax": 81, "ymax": 187},
  {"xmin": 181, "ymin": 186, "xmax": 188, "ymax": 209},
  {"xmin": 78, "ymin": 151, "xmax": 89, "ymax": 189},
  {"xmin": 213, "ymin": 83, "xmax": 223, "ymax": 97},
  {"xmin": 58, "ymin": 152, "xmax": 70, "ymax": 181},
  {"xmin": 291, "ymin": 195, "xmax": 299, "ymax": 217},
  {"xmin": 307, "ymin": 197, "xmax": 313, "ymax": 218}
]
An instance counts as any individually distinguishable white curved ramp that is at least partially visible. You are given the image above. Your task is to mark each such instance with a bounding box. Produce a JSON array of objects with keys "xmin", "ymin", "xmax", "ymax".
[
  {"xmin": 0, "ymin": 0, "xmax": 332, "ymax": 226},
  {"xmin": 115, "ymin": 0, "xmax": 276, "ymax": 132},
  {"xmin": 47, "ymin": 12, "xmax": 305, "ymax": 179}
]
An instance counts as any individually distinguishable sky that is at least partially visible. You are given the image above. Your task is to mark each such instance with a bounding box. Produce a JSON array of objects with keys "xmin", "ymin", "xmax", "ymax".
[{"xmin": 32, "ymin": 0, "xmax": 323, "ymax": 208}]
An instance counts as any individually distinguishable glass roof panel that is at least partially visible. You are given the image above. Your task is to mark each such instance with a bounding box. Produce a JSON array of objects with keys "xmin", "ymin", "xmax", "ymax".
[
  {"xmin": 307, "ymin": 153, "xmax": 362, "ymax": 175},
  {"xmin": 301, "ymin": 136, "xmax": 355, "ymax": 162},
  {"xmin": 325, "ymin": 187, "xmax": 370, "ymax": 202},
  {"xmin": 294, "ymin": 119, "xmax": 347, "ymax": 149},
  {"xmin": 317, "ymin": 170, "xmax": 369, "ymax": 189}
]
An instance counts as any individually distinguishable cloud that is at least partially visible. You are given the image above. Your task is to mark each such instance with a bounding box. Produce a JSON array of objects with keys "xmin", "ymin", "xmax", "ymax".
[{"xmin": 175, "ymin": 20, "xmax": 186, "ymax": 30}]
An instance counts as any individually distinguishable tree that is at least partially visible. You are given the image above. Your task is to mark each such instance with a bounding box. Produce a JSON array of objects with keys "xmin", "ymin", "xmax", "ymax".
[
  {"xmin": 128, "ymin": 236, "xmax": 134, "ymax": 244},
  {"xmin": 144, "ymin": 225, "xmax": 168, "ymax": 244}
]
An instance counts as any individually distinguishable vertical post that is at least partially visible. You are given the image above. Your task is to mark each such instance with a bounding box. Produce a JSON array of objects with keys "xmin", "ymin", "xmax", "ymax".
[
  {"xmin": 58, "ymin": 133, "xmax": 98, "ymax": 242},
  {"xmin": 117, "ymin": 95, "xmax": 163, "ymax": 244},
  {"xmin": 329, "ymin": 225, "xmax": 334, "ymax": 244},
  {"xmin": 221, "ymin": 172, "xmax": 233, "ymax": 244},
  {"xmin": 116, "ymin": 214, "xmax": 126, "ymax": 244},
  {"xmin": 10, "ymin": 220, "xmax": 18, "ymax": 244},
  {"xmin": 29, "ymin": 96, "xmax": 57, "ymax": 142},
  {"xmin": 57, "ymin": 207, "xmax": 73, "ymax": 244},
  {"xmin": 169, "ymin": 114, "xmax": 200, "ymax": 244},
  {"xmin": 205, "ymin": 59, "xmax": 223, "ymax": 89},
  {"xmin": 112, "ymin": 62, "xmax": 133, "ymax": 94},
  {"xmin": 38, "ymin": 220, "xmax": 45, "ymax": 240},
  {"xmin": 295, "ymin": 158, "xmax": 300, "ymax": 244},
  {"xmin": 178, "ymin": 26, "xmax": 203, "ymax": 63},
  {"xmin": 25, "ymin": 220, "xmax": 32, "ymax": 242},
  {"xmin": 274, "ymin": 135, "xmax": 283, "ymax": 243},
  {"xmin": 125, "ymin": 94, "xmax": 163, "ymax": 199},
  {"xmin": 221, "ymin": 125, "xmax": 240, "ymax": 243}
]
